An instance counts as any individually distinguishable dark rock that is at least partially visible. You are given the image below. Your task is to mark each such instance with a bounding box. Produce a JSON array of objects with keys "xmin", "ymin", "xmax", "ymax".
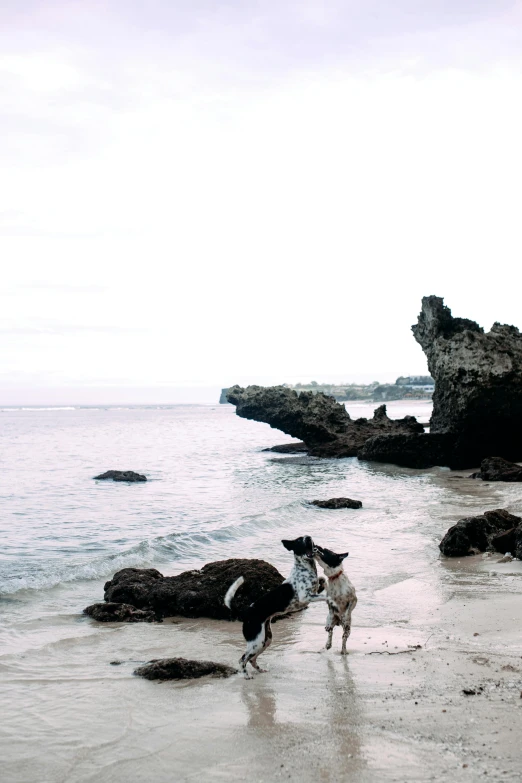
[
  {"xmin": 358, "ymin": 433, "xmax": 459, "ymax": 469},
  {"xmin": 94, "ymin": 470, "xmax": 147, "ymax": 482},
  {"xmin": 99, "ymin": 559, "xmax": 284, "ymax": 621},
  {"xmin": 412, "ymin": 296, "xmax": 522, "ymax": 465},
  {"xmin": 311, "ymin": 497, "xmax": 362, "ymax": 509},
  {"xmin": 515, "ymin": 528, "xmax": 522, "ymax": 561},
  {"xmin": 439, "ymin": 509, "xmax": 522, "ymax": 557},
  {"xmin": 471, "ymin": 457, "xmax": 522, "ymax": 482},
  {"xmin": 262, "ymin": 442, "xmax": 308, "ymax": 453},
  {"xmin": 226, "ymin": 385, "xmax": 423, "ymax": 458},
  {"xmin": 83, "ymin": 602, "xmax": 159, "ymax": 622},
  {"xmin": 134, "ymin": 657, "xmax": 237, "ymax": 680},
  {"xmin": 490, "ymin": 528, "xmax": 518, "ymax": 555}
]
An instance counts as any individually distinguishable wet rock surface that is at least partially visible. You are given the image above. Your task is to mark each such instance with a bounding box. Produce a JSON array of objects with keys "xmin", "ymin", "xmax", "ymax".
[
  {"xmin": 227, "ymin": 385, "xmax": 423, "ymax": 458},
  {"xmin": 358, "ymin": 433, "xmax": 458, "ymax": 469},
  {"xmin": 93, "ymin": 470, "xmax": 147, "ymax": 482},
  {"xmin": 90, "ymin": 559, "xmax": 284, "ymax": 621},
  {"xmin": 490, "ymin": 528, "xmax": 518, "ymax": 555},
  {"xmin": 470, "ymin": 456, "xmax": 522, "ymax": 482},
  {"xmin": 412, "ymin": 296, "xmax": 522, "ymax": 465},
  {"xmin": 439, "ymin": 509, "xmax": 522, "ymax": 557},
  {"xmin": 134, "ymin": 657, "xmax": 237, "ymax": 680},
  {"xmin": 83, "ymin": 602, "xmax": 159, "ymax": 622},
  {"xmin": 262, "ymin": 442, "xmax": 308, "ymax": 453},
  {"xmin": 311, "ymin": 497, "xmax": 362, "ymax": 509}
]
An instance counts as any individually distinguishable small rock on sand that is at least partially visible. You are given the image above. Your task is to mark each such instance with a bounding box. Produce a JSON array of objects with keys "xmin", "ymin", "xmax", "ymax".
[{"xmin": 134, "ymin": 657, "xmax": 237, "ymax": 680}]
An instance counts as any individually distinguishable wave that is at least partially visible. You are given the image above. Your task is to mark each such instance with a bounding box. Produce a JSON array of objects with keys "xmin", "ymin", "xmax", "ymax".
[{"xmin": 0, "ymin": 506, "xmax": 296, "ymax": 597}]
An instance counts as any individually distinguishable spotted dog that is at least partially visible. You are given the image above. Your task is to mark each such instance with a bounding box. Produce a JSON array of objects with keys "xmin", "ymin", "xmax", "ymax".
[
  {"xmin": 224, "ymin": 535, "xmax": 326, "ymax": 678},
  {"xmin": 314, "ymin": 545, "xmax": 357, "ymax": 655}
]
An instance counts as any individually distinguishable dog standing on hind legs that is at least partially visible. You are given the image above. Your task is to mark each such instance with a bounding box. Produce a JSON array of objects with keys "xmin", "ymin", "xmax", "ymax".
[
  {"xmin": 314, "ymin": 545, "xmax": 357, "ymax": 655},
  {"xmin": 224, "ymin": 535, "xmax": 326, "ymax": 678}
]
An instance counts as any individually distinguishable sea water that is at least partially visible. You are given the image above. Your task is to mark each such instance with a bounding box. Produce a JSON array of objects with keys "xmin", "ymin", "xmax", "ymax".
[{"xmin": 1, "ymin": 401, "xmax": 521, "ymax": 781}]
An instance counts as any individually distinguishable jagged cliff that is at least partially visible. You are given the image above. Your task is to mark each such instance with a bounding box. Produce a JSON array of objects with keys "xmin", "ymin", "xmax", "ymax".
[
  {"xmin": 226, "ymin": 385, "xmax": 423, "ymax": 457},
  {"xmin": 413, "ymin": 296, "xmax": 522, "ymax": 445},
  {"xmin": 227, "ymin": 297, "xmax": 522, "ymax": 468},
  {"xmin": 361, "ymin": 296, "xmax": 522, "ymax": 467}
]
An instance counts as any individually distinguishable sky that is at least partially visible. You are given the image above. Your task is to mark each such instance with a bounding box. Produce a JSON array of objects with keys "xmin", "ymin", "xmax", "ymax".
[{"xmin": 1, "ymin": 1, "xmax": 522, "ymax": 404}]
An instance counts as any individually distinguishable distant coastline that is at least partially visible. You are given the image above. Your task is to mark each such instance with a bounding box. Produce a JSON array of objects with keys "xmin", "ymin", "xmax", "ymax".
[{"xmin": 220, "ymin": 376, "xmax": 434, "ymax": 404}]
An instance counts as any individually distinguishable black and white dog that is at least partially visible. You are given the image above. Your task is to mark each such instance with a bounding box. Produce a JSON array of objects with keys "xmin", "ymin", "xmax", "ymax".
[
  {"xmin": 225, "ymin": 535, "xmax": 326, "ymax": 678},
  {"xmin": 314, "ymin": 545, "xmax": 357, "ymax": 655}
]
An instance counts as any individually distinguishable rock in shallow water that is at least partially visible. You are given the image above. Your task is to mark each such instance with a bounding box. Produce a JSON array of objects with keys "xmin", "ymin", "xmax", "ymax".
[
  {"xmin": 226, "ymin": 385, "xmax": 423, "ymax": 458},
  {"xmin": 93, "ymin": 470, "xmax": 147, "ymax": 482},
  {"xmin": 311, "ymin": 497, "xmax": 362, "ymax": 509},
  {"xmin": 89, "ymin": 559, "xmax": 284, "ymax": 621},
  {"xmin": 262, "ymin": 442, "xmax": 308, "ymax": 453},
  {"xmin": 134, "ymin": 657, "xmax": 237, "ymax": 680},
  {"xmin": 470, "ymin": 457, "xmax": 522, "ymax": 482},
  {"xmin": 439, "ymin": 509, "xmax": 522, "ymax": 558},
  {"xmin": 83, "ymin": 602, "xmax": 159, "ymax": 622}
]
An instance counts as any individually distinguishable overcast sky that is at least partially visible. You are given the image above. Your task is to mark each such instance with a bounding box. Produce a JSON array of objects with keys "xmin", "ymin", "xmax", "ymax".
[{"xmin": 2, "ymin": 1, "xmax": 522, "ymax": 403}]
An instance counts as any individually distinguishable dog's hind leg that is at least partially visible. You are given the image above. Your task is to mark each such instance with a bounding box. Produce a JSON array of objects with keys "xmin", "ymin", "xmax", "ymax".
[
  {"xmin": 325, "ymin": 607, "xmax": 337, "ymax": 651},
  {"xmin": 341, "ymin": 601, "xmax": 356, "ymax": 655},
  {"xmin": 250, "ymin": 619, "xmax": 273, "ymax": 673},
  {"xmin": 240, "ymin": 625, "xmax": 267, "ymax": 678}
]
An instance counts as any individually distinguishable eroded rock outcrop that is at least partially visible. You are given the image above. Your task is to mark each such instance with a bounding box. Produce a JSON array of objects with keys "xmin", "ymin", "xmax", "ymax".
[
  {"xmin": 84, "ymin": 559, "xmax": 284, "ymax": 622},
  {"xmin": 134, "ymin": 658, "xmax": 237, "ymax": 680},
  {"xmin": 413, "ymin": 296, "xmax": 522, "ymax": 464},
  {"xmin": 439, "ymin": 509, "xmax": 522, "ymax": 557},
  {"xmin": 360, "ymin": 297, "xmax": 522, "ymax": 468},
  {"xmin": 226, "ymin": 386, "xmax": 423, "ymax": 458}
]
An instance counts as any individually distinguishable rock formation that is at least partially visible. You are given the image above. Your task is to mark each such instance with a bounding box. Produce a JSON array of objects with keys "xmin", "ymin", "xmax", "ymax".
[
  {"xmin": 227, "ymin": 298, "xmax": 522, "ymax": 468},
  {"xmin": 94, "ymin": 470, "xmax": 147, "ymax": 482},
  {"xmin": 414, "ymin": 296, "xmax": 522, "ymax": 463},
  {"xmin": 470, "ymin": 457, "xmax": 522, "ymax": 482},
  {"xmin": 84, "ymin": 559, "xmax": 284, "ymax": 622},
  {"xmin": 134, "ymin": 658, "xmax": 237, "ymax": 680},
  {"xmin": 362, "ymin": 297, "xmax": 522, "ymax": 468},
  {"xmin": 226, "ymin": 385, "xmax": 423, "ymax": 458},
  {"xmin": 311, "ymin": 498, "xmax": 362, "ymax": 509},
  {"xmin": 358, "ymin": 433, "xmax": 455, "ymax": 469},
  {"xmin": 439, "ymin": 509, "xmax": 522, "ymax": 558}
]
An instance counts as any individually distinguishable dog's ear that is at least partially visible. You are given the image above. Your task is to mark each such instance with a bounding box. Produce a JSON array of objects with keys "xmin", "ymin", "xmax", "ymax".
[
  {"xmin": 281, "ymin": 539, "xmax": 294, "ymax": 551},
  {"xmin": 340, "ymin": 552, "xmax": 349, "ymax": 560}
]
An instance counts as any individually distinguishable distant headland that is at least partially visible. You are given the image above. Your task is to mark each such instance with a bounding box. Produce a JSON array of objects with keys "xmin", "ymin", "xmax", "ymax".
[{"xmin": 219, "ymin": 376, "xmax": 434, "ymax": 404}]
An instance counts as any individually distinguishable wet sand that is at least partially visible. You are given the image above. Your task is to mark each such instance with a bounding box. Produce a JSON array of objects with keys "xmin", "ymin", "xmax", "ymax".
[{"xmin": 3, "ymin": 557, "xmax": 521, "ymax": 783}]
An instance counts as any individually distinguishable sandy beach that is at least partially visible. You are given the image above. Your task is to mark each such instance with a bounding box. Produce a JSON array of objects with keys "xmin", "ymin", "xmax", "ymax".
[{"xmin": 3, "ymin": 555, "xmax": 521, "ymax": 783}]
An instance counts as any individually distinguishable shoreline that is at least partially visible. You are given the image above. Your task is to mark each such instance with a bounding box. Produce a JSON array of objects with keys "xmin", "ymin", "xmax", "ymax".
[{"xmin": 2, "ymin": 557, "xmax": 521, "ymax": 782}]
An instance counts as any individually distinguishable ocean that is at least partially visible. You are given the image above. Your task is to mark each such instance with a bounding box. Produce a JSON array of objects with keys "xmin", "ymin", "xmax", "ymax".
[{"xmin": 2, "ymin": 401, "xmax": 521, "ymax": 782}]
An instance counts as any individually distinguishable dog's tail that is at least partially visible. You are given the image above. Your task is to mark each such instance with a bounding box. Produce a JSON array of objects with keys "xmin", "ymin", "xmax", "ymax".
[{"xmin": 224, "ymin": 576, "xmax": 244, "ymax": 609}]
